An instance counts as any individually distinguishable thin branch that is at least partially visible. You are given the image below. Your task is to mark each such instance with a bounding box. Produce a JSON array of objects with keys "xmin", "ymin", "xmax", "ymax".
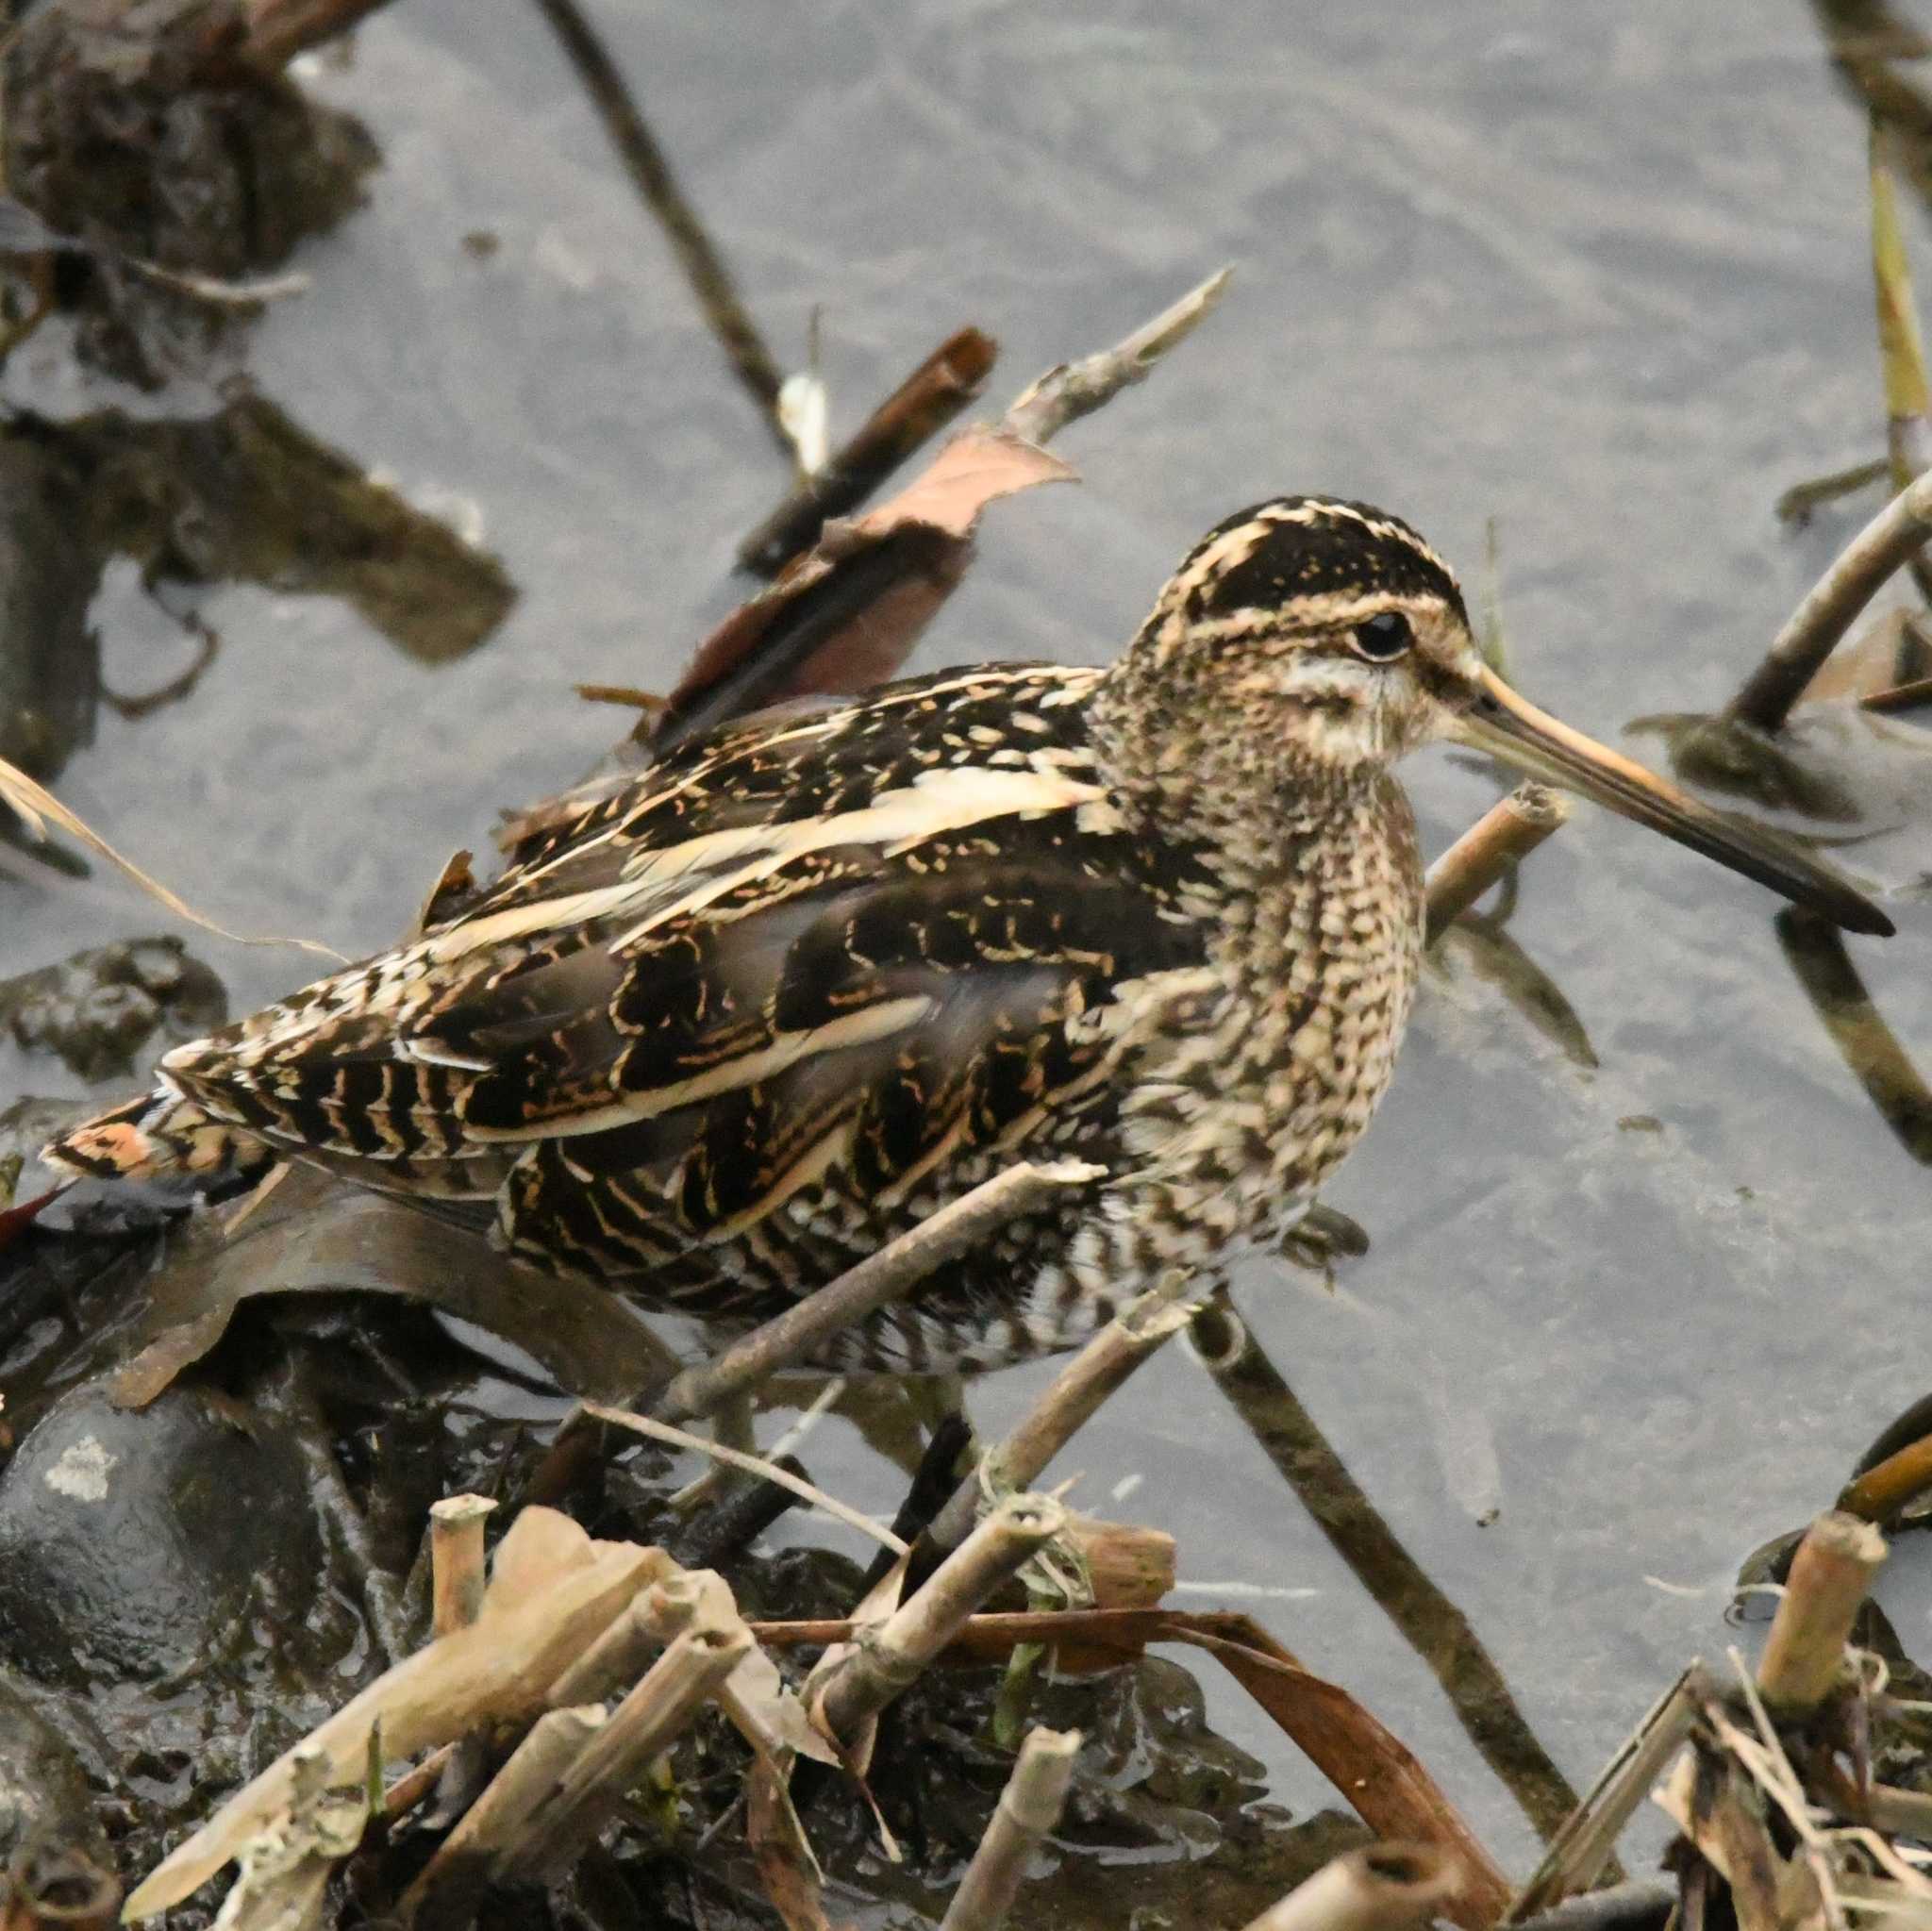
[
  {"xmin": 655, "ymin": 1159, "xmax": 1104, "ymax": 1423},
  {"xmin": 1726, "ymin": 470, "xmax": 1932, "ymax": 732},
  {"xmin": 1424, "ymin": 784, "xmax": 1571, "ymax": 945},
  {"xmin": 527, "ymin": 0, "xmax": 791, "ymax": 454}
]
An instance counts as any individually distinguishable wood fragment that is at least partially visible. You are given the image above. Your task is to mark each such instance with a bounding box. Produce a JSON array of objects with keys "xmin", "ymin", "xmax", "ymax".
[
  {"xmin": 429, "ymin": 1494, "xmax": 497, "ymax": 1641},
  {"xmin": 739, "ymin": 327, "xmax": 1000, "ymax": 574},
  {"xmin": 1726, "ymin": 471, "xmax": 1932, "ymax": 732},
  {"xmin": 936, "ymin": 1726, "xmax": 1080, "ymax": 1931},
  {"xmin": 1424, "ymin": 784, "xmax": 1571, "ymax": 945},
  {"xmin": 1241, "ymin": 1844, "xmax": 1466, "ymax": 1931},
  {"xmin": 1756, "ymin": 1510, "xmax": 1887, "ymax": 1714}
]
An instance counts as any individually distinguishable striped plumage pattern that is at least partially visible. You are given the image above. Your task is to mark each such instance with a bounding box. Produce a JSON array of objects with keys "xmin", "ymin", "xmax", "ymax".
[{"xmin": 49, "ymin": 500, "xmax": 1460, "ymax": 1371}]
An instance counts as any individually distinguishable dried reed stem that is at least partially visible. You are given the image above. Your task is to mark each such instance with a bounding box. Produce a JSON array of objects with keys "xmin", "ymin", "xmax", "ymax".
[
  {"xmin": 1005, "ymin": 269, "xmax": 1232, "ymax": 446},
  {"xmin": 544, "ymin": 1573, "xmax": 695, "ymax": 1709},
  {"xmin": 395, "ymin": 1705, "xmax": 607, "ymax": 1924},
  {"xmin": 511, "ymin": 1619, "xmax": 754, "ymax": 1881},
  {"xmin": 816, "ymin": 1493, "xmax": 1065, "ymax": 1747},
  {"xmin": 1241, "ymin": 1844, "xmax": 1466, "ymax": 1931},
  {"xmin": 936, "ymin": 1726, "xmax": 1081, "ymax": 1931},
  {"xmin": 1424, "ymin": 784, "xmax": 1571, "ymax": 945},
  {"xmin": 1840, "ymin": 1435, "xmax": 1932, "ymax": 1523},
  {"xmin": 1727, "ymin": 471, "xmax": 1932, "ymax": 732},
  {"xmin": 428, "ymin": 1495, "xmax": 496, "ymax": 1641},
  {"xmin": 656, "ymin": 1159, "xmax": 1103, "ymax": 1424},
  {"xmin": 1861, "ymin": 672, "xmax": 1932, "ymax": 711},
  {"xmin": 1756, "ymin": 1510, "xmax": 1886, "ymax": 1713},
  {"xmin": 922, "ymin": 1282, "xmax": 1198, "ymax": 1562}
]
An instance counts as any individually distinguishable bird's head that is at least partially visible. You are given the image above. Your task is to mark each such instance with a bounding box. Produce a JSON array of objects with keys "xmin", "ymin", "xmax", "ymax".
[{"xmin": 1100, "ymin": 495, "xmax": 1890, "ymax": 935}]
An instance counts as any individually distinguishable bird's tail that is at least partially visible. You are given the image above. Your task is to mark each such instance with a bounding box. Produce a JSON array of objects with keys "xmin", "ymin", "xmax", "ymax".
[{"xmin": 41, "ymin": 1088, "xmax": 275, "ymax": 1190}]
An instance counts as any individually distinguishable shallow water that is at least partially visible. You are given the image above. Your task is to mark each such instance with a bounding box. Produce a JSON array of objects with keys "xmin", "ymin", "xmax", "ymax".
[{"xmin": 6, "ymin": 0, "xmax": 1932, "ymax": 1874}]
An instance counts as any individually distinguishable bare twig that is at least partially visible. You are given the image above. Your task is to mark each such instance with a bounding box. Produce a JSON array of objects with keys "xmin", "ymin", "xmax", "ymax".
[
  {"xmin": 429, "ymin": 1495, "xmax": 497, "ymax": 1641},
  {"xmin": 1241, "ymin": 1844, "xmax": 1467, "ymax": 1931},
  {"xmin": 527, "ymin": 0, "xmax": 791, "ymax": 454},
  {"xmin": 936, "ymin": 1726, "xmax": 1081, "ymax": 1931},
  {"xmin": 656, "ymin": 1160, "xmax": 1103, "ymax": 1424},
  {"xmin": 1776, "ymin": 458, "xmax": 1891, "ymax": 526},
  {"xmin": 1508, "ymin": 1880, "xmax": 1678, "ymax": 1931},
  {"xmin": 1005, "ymin": 268, "xmax": 1233, "ymax": 445},
  {"xmin": 1726, "ymin": 471, "xmax": 1932, "ymax": 732},
  {"xmin": 813, "ymin": 1494, "xmax": 1065, "ymax": 1749},
  {"xmin": 1424, "ymin": 784, "xmax": 1571, "ymax": 945},
  {"xmin": 920, "ymin": 1277, "xmax": 1200, "ymax": 1566},
  {"xmin": 739, "ymin": 327, "xmax": 1000, "ymax": 574},
  {"xmin": 1756, "ymin": 1510, "xmax": 1887, "ymax": 1714},
  {"xmin": 1860, "ymin": 671, "xmax": 1932, "ymax": 710}
]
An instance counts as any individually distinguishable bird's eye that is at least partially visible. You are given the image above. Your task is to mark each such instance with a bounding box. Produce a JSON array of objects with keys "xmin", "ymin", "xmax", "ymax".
[{"xmin": 1352, "ymin": 611, "xmax": 1414, "ymax": 662}]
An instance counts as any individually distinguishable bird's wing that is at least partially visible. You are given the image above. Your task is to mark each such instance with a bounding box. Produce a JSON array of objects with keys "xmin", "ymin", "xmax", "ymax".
[{"xmin": 156, "ymin": 667, "xmax": 1206, "ymax": 1253}]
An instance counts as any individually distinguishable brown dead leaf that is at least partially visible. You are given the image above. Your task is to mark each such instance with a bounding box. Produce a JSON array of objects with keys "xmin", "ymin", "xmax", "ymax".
[
  {"xmin": 754, "ymin": 1606, "xmax": 1510, "ymax": 1931},
  {"xmin": 654, "ymin": 426, "xmax": 1075, "ymax": 746}
]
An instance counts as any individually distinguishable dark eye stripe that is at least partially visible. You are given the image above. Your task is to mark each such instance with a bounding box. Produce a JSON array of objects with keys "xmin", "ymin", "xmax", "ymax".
[{"xmin": 1352, "ymin": 611, "xmax": 1414, "ymax": 661}]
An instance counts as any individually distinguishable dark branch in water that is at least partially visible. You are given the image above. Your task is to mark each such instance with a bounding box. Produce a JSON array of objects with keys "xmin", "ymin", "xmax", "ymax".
[{"xmin": 528, "ymin": 0, "xmax": 792, "ymax": 455}]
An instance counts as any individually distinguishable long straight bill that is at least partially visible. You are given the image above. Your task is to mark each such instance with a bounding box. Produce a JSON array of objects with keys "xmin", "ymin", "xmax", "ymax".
[{"xmin": 1451, "ymin": 667, "xmax": 1893, "ymax": 937}]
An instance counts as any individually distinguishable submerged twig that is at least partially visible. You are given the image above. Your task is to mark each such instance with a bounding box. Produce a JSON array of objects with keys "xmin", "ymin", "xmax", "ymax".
[
  {"xmin": 527, "ymin": 0, "xmax": 791, "ymax": 455},
  {"xmin": 1241, "ymin": 1844, "xmax": 1466, "ymax": 1931},
  {"xmin": 739, "ymin": 326, "xmax": 999, "ymax": 574},
  {"xmin": 1189, "ymin": 1298, "xmax": 1591, "ymax": 1850},
  {"xmin": 1726, "ymin": 471, "xmax": 1932, "ymax": 731},
  {"xmin": 1424, "ymin": 784, "xmax": 1571, "ymax": 945},
  {"xmin": 935, "ymin": 1726, "xmax": 1081, "ymax": 1931}
]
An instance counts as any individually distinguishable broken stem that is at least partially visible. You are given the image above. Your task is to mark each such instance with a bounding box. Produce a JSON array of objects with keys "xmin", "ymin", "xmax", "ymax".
[
  {"xmin": 1756, "ymin": 1510, "xmax": 1887, "ymax": 1714},
  {"xmin": 428, "ymin": 1494, "xmax": 496, "ymax": 1641},
  {"xmin": 920, "ymin": 1278, "xmax": 1199, "ymax": 1566},
  {"xmin": 815, "ymin": 1493, "xmax": 1065, "ymax": 1747},
  {"xmin": 1241, "ymin": 1844, "xmax": 1467, "ymax": 1931},
  {"xmin": 1725, "ymin": 470, "xmax": 1932, "ymax": 733},
  {"xmin": 936, "ymin": 1726, "xmax": 1082, "ymax": 1931},
  {"xmin": 1424, "ymin": 784, "xmax": 1571, "ymax": 945}
]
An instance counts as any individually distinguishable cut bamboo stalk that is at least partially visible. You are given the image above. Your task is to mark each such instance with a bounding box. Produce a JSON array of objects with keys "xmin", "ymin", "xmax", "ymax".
[
  {"xmin": 815, "ymin": 1493, "xmax": 1065, "ymax": 1747},
  {"xmin": 508, "ymin": 1620, "xmax": 753, "ymax": 1882},
  {"xmin": 1756, "ymin": 1510, "xmax": 1887, "ymax": 1714},
  {"xmin": 1241, "ymin": 1844, "xmax": 1466, "ymax": 1931},
  {"xmin": 395, "ymin": 1705, "xmax": 607, "ymax": 1926},
  {"xmin": 922, "ymin": 1280, "xmax": 1197, "ymax": 1563},
  {"xmin": 1424, "ymin": 784, "xmax": 1571, "ymax": 945},
  {"xmin": 936, "ymin": 1726, "xmax": 1081, "ymax": 1931},
  {"xmin": 428, "ymin": 1495, "xmax": 496, "ymax": 1641}
]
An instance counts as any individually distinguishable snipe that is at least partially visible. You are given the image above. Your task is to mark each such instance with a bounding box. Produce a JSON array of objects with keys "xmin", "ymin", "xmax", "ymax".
[{"xmin": 46, "ymin": 498, "xmax": 1890, "ymax": 1372}]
